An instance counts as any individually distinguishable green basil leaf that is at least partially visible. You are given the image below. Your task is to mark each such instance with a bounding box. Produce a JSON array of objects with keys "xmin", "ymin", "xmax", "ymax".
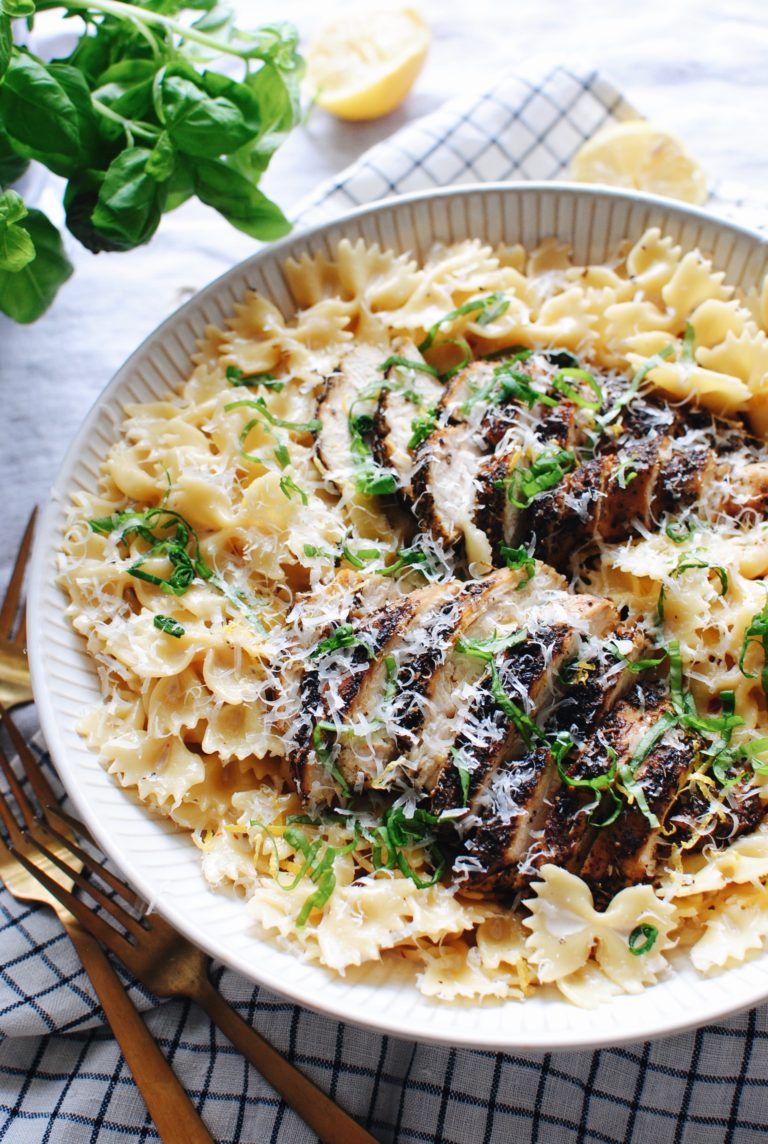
[
  {"xmin": 89, "ymin": 147, "xmax": 167, "ymax": 251},
  {"xmin": 193, "ymin": 157, "xmax": 291, "ymax": 239},
  {"xmin": 145, "ymin": 132, "xmax": 176, "ymax": 182},
  {"xmin": 91, "ymin": 59, "xmax": 157, "ymax": 138},
  {"xmin": 0, "ymin": 187, "xmax": 26, "ymax": 227},
  {"xmin": 0, "ymin": 13, "xmax": 11, "ymax": 83},
  {"xmin": 0, "ymin": 52, "xmax": 100, "ymax": 177},
  {"xmin": 1, "ymin": 0, "xmax": 36, "ymax": 16},
  {"xmin": 0, "ymin": 126, "xmax": 29, "ymax": 189},
  {"xmin": 163, "ymin": 153, "xmax": 195, "ymax": 212},
  {"xmin": 161, "ymin": 69, "xmax": 257, "ymax": 158},
  {"xmin": 0, "ymin": 189, "xmax": 34, "ymax": 272},
  {"xmin": 0, "ymin": 208, "xmax": 73, "ymax": 323},
  {"xmin": 241, "ymin": 62, "xmax": 299, "ymax": 172}
]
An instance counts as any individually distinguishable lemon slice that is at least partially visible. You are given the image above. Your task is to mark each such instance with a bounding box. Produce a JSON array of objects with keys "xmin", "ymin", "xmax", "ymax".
[
  {"xmin": 306, "ymin": 7, "xmax": 430, "ymax": 121},
  {"xmin": 570, "ymin": 120, "xmax": 708, "ymax": 205}
]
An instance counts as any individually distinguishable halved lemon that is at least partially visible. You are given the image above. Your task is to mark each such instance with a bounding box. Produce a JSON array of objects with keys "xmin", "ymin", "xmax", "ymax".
[
  {"xmin": 305, "ymin": 7, "xmax": 430, "ymax": 121},
  {"xmin": 570, "ymin": 120, "xmax": 708, "ymax": 205}
]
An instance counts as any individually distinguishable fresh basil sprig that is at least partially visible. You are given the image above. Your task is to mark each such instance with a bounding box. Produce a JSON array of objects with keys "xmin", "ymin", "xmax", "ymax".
[{"xmin": 0, "ymin": 0, "xmax": 303, "ymax": 321}]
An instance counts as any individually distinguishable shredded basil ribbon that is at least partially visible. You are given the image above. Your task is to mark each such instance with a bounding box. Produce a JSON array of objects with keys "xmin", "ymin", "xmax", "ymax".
[
  {"xmin": 455, "ymin": 627, "xmax": 528, "ymax": 663},
  {"xmin": 665, "ymin": 519, "xmax": 697, "ymax": 544},
  {"xmin": 224, "ymin": 396, "xmax": 320, "ymax": 434},
  {"xmin": 382, "ymin": 655, "xmax": 398, "ymax": 703},
  {"xmin": 311, "ymin": 721, "xmax": 351, "ymax": 797},
  {"xmin": 347, "ymin": 406, "xmax": 398, "ymax": 497},
  {"xmin": 430, "ymin": 336, "xmax": 473, "ymax": 383},
  {"xmin": 153, "ymin": 614, "xmax": 185, "ymax": 638},
  {"xmin": 452, "ymin": 749, "xmax": 472, "ymax": 805},
  {"xmin": 555, "ymin": 742, "xmax": 622, "ymax": 828},
  {"xmin": 226, "ymin": 365, "xmax": 284, "ymax": 391},
  {"xmin": 359, "ymin": 806, "xmax": 447, "ymax": 889},
  {"xmin": 673, "ymin": 556, "xmax": 728, "ymax": 596},
  {"xmin": 377, "ymin": 546, "xmax": 431, "ymax": 577},
  {"xmin": 418, "ymin": 293, "xmax": 510, "ymax": 353},
  {"xmin": 507, "ymin": 449, "xmax": 576, "ymax": 509},
  {"xmin": 311, "ymin": 624, "xmax": 373, "ymax": 660},
  {"xmin": 408, "ymin": 408, "xmax": 438, "ymax": 450},
  {"xmin": 499, "ymin": 544, "xmax": 535, "ymax": 590},
  {"xmin": 596, "ymin": 344, "xmax": 675, "ymax": 434},
  {"xmin": 224, "ymin": 395, "xmax": 318, "ymax": 470},
  {"xmin": 607, "ymin": 642, "xmax": 668, "ymax": 674},
  {"xmin": 681, "ymin": 322, "xmax": 696, "ymax": 365},
  {"xmin": 739, "ymin": 596, "xmax": 768, "ymax": 700},
  {"xmin": 279, "ymin": 475, "xmax": 308, "ymax": 504},
  {"xmin": 628, "ymin": 923, "xmax": 659, "ymax": 955},
  {"xmin": 379, "ymin": 354, "xmax": 440, "ymax": 378},
  {"xmin": 617, "ymin": 758, "xmax": 660, "ymax": 828},
  {"xmin": 551, "ymin": 366, "xmax": 602, "ymax": 410},
  {"xmin": 90, "ymin": 506, "xmax": 213, "ymax": 595}
]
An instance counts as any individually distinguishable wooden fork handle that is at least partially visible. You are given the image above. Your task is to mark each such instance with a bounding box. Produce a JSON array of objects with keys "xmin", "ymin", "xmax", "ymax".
[
  {"xmin": 191, "ymin": 975, "xmax": 378, "ymax": 1144},
  {"xmin": 64, "ymin": 921, "xmax": 214, "ymax": 1144}
]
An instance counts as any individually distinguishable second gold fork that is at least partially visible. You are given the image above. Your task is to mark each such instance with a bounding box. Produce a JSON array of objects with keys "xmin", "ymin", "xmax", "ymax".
[
  {"xmin": 1, "ymin": 708, "xmax": 379, "ymax": 1144},
  {"xmin": 0, "ymin": 710, "xmax": 215, "ymax": 1143}
]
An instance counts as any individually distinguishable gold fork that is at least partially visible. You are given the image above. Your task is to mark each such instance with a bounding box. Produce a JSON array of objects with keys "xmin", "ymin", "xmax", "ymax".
[
  {"xmin": 0, "ymin": 707, "xmax": 216, "ymax": 1143},
  {"xmin": 0, "ymin": 708, "xmax": 379, "ymax": 1144},
  {"xmin": 0, "ymin": 509, "xmax": 35, "ymax": 711}
]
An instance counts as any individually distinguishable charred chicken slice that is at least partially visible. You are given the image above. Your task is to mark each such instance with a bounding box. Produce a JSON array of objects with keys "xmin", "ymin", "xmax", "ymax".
[
  {"xmin": 386, "ymin": 563, "xmax": 568, "ymax": 796},
  {"xmin": 431, "ymin": 593, "xmax": 619, "ymax": 819},
  {"xmin": 289, "ymin": 590, "xmax": 424, "ymax": 800},
  {"xmin": 315, "ymin": 343, "xmax": 386, "ymax": 493},
  {"xmin": 460, "ymin": 626, "xmax": 648, "ymax": 895},
  {"xmin": 667, "ymin": 769, "xmax": 768, "ymax": 849},
  {"xmin": 579, "ymin": 713, "xmax": 701, "ymax": 906},
  {"xmin": 518, "ymin": 681, "xmax": 674, "ymax": 891},
  {"xmin": 373, "ymin": 346, "xmax": 443, "ymax": 500}
]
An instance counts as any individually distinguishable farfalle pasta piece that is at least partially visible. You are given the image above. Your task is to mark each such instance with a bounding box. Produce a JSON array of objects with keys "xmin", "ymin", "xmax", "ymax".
[
  {"xmin": 689, "ymin": 883, "xmax": 768, "ymax": 971},
  {"xmin": 661, "ymin": 250, "xmax": 733, "ymax": 321},
  {"xmin": 668, "ymin": 828, "xmax": 768, "ymax": 898},
  {"xmin": 411, "ymin": 939, "xmax": 528, "ymax": 1002},
  {"xmin": 624, "ymin": 228, "xmax": 681, "ymax": 300},
  {"xmin": 552, "ymin": 963, "xmax": 622, "ymax": 1010},
  {"xmin": 523, "ymin": 865, "xmax": 677, "ymax": 991}
]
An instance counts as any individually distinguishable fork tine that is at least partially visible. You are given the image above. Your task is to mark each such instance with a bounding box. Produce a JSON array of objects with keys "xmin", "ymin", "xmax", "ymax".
[
  {"xmin": 0, "ymin": 508, "xmax": 36, "ymax": 640},
  {"xmin": 0, "ymin": 704, "xmax": 62, "ymax": 823},
  {"xmin": 0, "ymin": 705, "xmax": 145, "ymax": 940},
  {"xmin": 29, "ymin": 820, "xmax": 147, "ymax": 938},
  {"xmin": 0, "ymin": 784, "xmax": 25, "ymax": 846},
  {"xmin": 9, "ymin": 839, "xmax": 136, "ymax": 962},
  {"xmin": 0, "ymin": 731, "xmax": 37, "ymax": 832}
]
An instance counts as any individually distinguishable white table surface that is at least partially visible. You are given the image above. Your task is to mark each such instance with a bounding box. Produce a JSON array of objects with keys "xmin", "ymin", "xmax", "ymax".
[{"xmin": 1, "ymin": 0, "xmax": 767, "ymax": 584}]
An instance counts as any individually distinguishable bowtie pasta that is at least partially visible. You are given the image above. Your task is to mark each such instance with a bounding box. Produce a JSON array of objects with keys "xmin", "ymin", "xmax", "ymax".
[{"xmin": 60, "ymin": 226, "xmax": 768, "ymax": 1007}]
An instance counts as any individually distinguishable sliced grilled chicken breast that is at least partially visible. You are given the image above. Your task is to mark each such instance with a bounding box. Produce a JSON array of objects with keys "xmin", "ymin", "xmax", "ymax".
[
  {"xmin": 289, "ymin": 592, "xmax": 422, "ymax": 800},
  {"xmin": 392, "ymin": 563, "xmax": 568, "ymax": 795},
  {"xmin": 579, "ymin": 715, "xmax": 700, "ymax": 905},
  {"xmin": 668, "ymin": 772, "xmax": 768, "ymax": 849},
  {"xmin": 460, "ymin": 627, "xmax": 647, "ymax": 894},
  {"xmin": 431, "ymin": 593, "xmax": 619, "ymax": 819},
  {"xmin": 315, "ymin": 343, "xmax": 387, "ymax": 493},
  {"xmin": 373, "ymin": 345, "xmax": 443, "ymax": 499},
  {"xmin": 411, "ymin": 420, "xmax": 489, "ymax": 551},
  {"xmin": 333, "ymin": 581, "xmax": 463, "ymax": 789},
  {"xmin": 531, "ymin": 439, "xmax": 714, "ymax": 569},
  {"xmin": 518, "ymin": 680, "xmax": 672, "ymax": 891}
]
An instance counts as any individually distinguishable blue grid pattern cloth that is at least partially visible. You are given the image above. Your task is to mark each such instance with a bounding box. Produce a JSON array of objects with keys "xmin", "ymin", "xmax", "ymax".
[{"xmin": 3, "ymin": 64, "xmax": 768, "ymax": 1143}]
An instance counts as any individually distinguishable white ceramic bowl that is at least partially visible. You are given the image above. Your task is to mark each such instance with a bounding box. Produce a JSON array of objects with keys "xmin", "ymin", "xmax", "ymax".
[{"xmin": 28, "ymin": 183, "xmax": 768, "ymax": 1050}]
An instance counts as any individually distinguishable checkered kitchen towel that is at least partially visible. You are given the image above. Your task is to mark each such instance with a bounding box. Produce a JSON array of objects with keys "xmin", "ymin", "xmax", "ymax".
[{"xmin": 3, "ymin": 63, "xmax": 768, "ymax": 1144}]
